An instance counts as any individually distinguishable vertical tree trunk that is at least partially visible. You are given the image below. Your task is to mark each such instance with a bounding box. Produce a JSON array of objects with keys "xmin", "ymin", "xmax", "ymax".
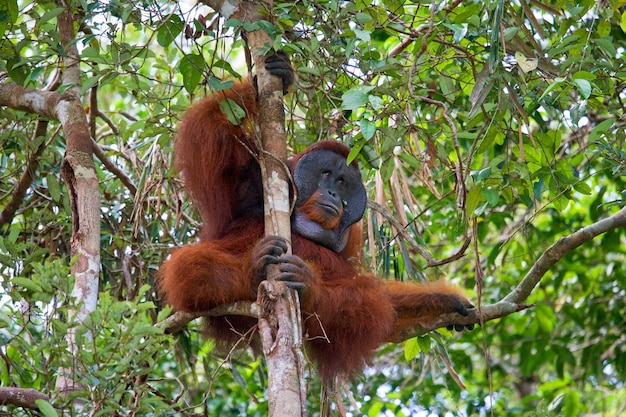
[
  {"xmin": 0, "ymin": 5, "xmax": 101, "ymax": 398},
  {"xmin": 201, "ymin": 0, "xmax": 306, "ymax": 414},
  {"xmin": 231, "ymin": 2, "xmax": 307, "ymax": 415},
  {"xmin": 54, "ymin": 7, "xmax": 101, "ymax": 396}
]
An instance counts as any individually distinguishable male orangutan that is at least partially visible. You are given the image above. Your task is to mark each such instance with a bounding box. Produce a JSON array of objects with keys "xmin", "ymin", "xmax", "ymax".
[{"xmin": 159, "ymin": 52, "xmax": 473, "ymax": 381}]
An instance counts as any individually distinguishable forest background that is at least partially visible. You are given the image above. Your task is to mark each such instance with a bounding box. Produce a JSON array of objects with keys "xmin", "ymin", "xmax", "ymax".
[{"xmin": 0, "ymin": 0, "xmax": 625, "ymax": 416}]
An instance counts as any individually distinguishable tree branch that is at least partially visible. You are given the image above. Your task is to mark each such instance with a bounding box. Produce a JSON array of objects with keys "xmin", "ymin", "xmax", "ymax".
[
  {"xmin": 158, "ymin": 301, "xmax": 258, "ymax": 334},
  {"xmin": 0, "ymin": 387, "xmax": 51, "ymax": 410},
  {"xmin": 159, "ymin": 205, "xmax": 626, "ymax": 343},
  {"xmin": 91, "ymin": 138, "xmax": 137, "ymax": 196},
  {"xmin": 56, "ymin": 5, "xmax": 101, "ymax": 396},
  {"xmin": 0, "ymin": 120, "xmax": 50, "ymax": 228},
  {"xmin": 0, "ymin": 80, "xmax": 62, "ymax": 118},
  {"xmin": 396, "ymin": 204, "xmax": 626, "ymax": 340},
  {"xmin": 503, "ymin": 204, "xmax": 626, "ymax": 304},
  {"xmin": 389, "ymin": 302, "xmax": 533, "ymax": 342},
  {"xmin": 234, "ymin": 3, "xmax": 306, "ymax": 415}
]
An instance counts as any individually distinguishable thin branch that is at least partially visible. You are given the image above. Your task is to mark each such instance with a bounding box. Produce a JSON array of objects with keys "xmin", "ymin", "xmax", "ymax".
[
  {"xmin": 504, "ymin": 205, "xmax": 626, "ymax": 304},
  {"xmin": 158, "ymin": 293, "xmax": 531, "ymax": 343},
  {"xmin": 158, "ymin": 301, "xmax": 258, "ymax": 334},
  {"xmin": 368, "ymin": 200, "xmax": 472, "ymax": 267},
  {"xmin": 390, "ymin": 302, "xmax": 533, "ymax": 342},
  {"xmin": 396, "ymin": 203, "xmax": 626, "ymax": 340},
  {"xmin": 89, "ymin": 79, "xmax": 124, "ymax": 181},
  {"xmin": 0, "ymin": 120, "xmax": 50, "ymax": 228},
  {"xmin": 417, "ymin": 94, "xmax": 466, "ymax": 210},
  {"xmin": 95, "ymin": 108, "xmax": 120, "ymax": 135},
  {"xmin": 368, "ymin": 200, "xmax": 436, "ymax": 263},
  {"xmin": 162, "ymin": 204, "xmax": 626, "ymax": 341},
  {"xmin": 0, "ymin": 387, "xmax": 51, "ymax": 410},
  {"xmin": 91, "ymin": 138, "xmax": 137, "ymax": 196},
  {"xmin": 426, "ymin": 235, "xmax": 472, "ymax": 267}
]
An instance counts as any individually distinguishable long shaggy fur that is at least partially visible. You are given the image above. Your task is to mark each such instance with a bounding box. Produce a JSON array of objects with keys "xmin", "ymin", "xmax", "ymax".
[{"xmin": 158, "ymin": 78, "xmax": 470, "ymax": 382}]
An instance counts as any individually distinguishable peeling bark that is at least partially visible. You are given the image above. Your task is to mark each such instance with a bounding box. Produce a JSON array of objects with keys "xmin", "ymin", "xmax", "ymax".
[
  {"xmin": 239, "ymin": 3, "xmax": 306, "ymax": 416},
  {"xmin": 54, "ymin": 7, "xmax": 101, "ymax": 396}
]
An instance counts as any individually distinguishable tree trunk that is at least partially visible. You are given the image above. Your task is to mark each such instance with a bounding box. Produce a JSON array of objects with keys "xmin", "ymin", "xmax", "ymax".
[
  {"xmin": 55, "ymin": 7, "xmax": 101, "ymax": 397},
  {"xmin": 202, "ymin": 1, "xmax": 307, "ymax": 415},
  {"xmin": 0, "ymin": 4, "xmax": 101, "ymax": 404}
]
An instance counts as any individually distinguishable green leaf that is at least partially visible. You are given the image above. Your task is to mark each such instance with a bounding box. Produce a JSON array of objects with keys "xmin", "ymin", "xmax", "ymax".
[
  {"xmin": 298, "ymin": 67, "xmax": 321, "ymax": 77},
  {"xmin": 223, "ymin": 18, "xmax": 243, "ymax": 29},
  {"xmin": 0, "ymin": 0, "xmax": 18, "ymax": 24},
  {"xmin": 46, "ymin": 174, "xmax": 61, "ymax": 202},
  {"xmin": 208, "ymin": 77, "xmax": 234, "ymax": 91},
  {"xmin": 136, "ymin": 301, "xmax": 156, "ymax": 311},
  {"xmin": 398, "ymin": 152, "xmax": 421, "ymax": 169},
  {"xmin": 475, "ymin": 167, "xmax": 491, "ymax": 181},
  {"xmin": 341, "ymin": 85, "xmax": 374, "ymax": 110},
  {"xmin": 38, "ymin": 8, "xmax": 65, "ymax": 24},
  {"xmin": 178, "ymin": 54, "xmax": 204, "ymax": 94},
  {"xmin": 563, "ymin": 390, "xmax": 581, "ymax": 417},
  {"xmin": 81, "ymin": 46, "xmax": 103, "ymax": 61},
  {"xmin": 466, "ymin": 186, "xmax": 484, "ymax": 215},
  {"xmin": 538, "ymin": 77, "xmax": 565, "ymax": 101},
  {"xmin": 213, "ymin": 59, "xmax": 240, "ymax": 78},
  {"xmin": 417, "ymin": 336, "xmax": 431, "ymax": 354},
  {"xmin": 354, "ymin": 28, "xmax": 371, "ymax": 42},
  {"xmin": 7, "ymin": 224, "xmax": 20, "ymax": 245},
  {"xmin": 535, "ymin": 304, "xmax": 556, "ymax": 334},
  {"xmin": 6, "ymin": 56, "xmax": 28, "ymax": 86},
  {"xmin": 36, "ymin": 399, "xmax": 58, "ymax": 417},
  {"xmin": 368, "ymin": 95, "xmax": 383, "ymax": 110},
  {"xmin": 356, "ymin": 12, "xmax": 373, "ymax": 24},
  {"xmin": 219, "ymin": 98, "xmax": 246, "ymax": 125},
  {"xmin": 129, "ymin": 120, "xmax": 146, "ymax": 132},
  {"xmin": 588, "ymin": 118, "xmax": 616, "ymax": 141},
  {"xmin": 131, "ymin": 323, "xmax": 163, "ymax": 336},
  {"xmin": 443, "ymin": 23, "xmax": 468, "ymax": 43},
  {"xmin": 573, "ymin": 181, "xmax": 591, "ymax": 195},
  {"xmin": 80, "ymin": 73, "xmax": 101, "ymax": 95},
  {"xmin": 359, "ymin": 118, "xmax": 376, "ymax": 140},
  {"xmin": 552, "ymin": 195, "xmax": 569, "ymax": 211},
  {"xmin": 482, "ymin": 188, "xmax": 499, "ymax": 207},
  {"xmin": 403, "ymin": 337, "xmax": 420, "ymax": 360},
  {"xmin": 157, "ymin": 15, "xmax": 184, "ymax": 47},
  {"xmin": 367, "ymin": 402, "xmax": 385, "ymax": 417},
  {"xmin": 594, "ymin": 37, "xmax": 616, "ymax": 56},
  {"xmin": 346, "ymin": 140, "xmax": 366, "ymax": 165},
  {"xmin": 573, "ymin": 78, "xmax": 591, "ymax": 99},
  {"xmin": 488, "ymin": 1, "xmax": 503, "ymax": 70},
  {"xmin": 572, "ymin": 71, "xmax": 595, "ymax": 81},
  {"xmin": 257, "ymin": 20, "xmax": 278, "ymax": 40},
  {"xmin": 12, "ymin": 277, "xmax": 44, "ymax": 293}
]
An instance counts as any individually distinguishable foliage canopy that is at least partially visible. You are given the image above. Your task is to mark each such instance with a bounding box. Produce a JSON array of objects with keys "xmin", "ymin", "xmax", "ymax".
[{"xmin": 1, "ymin": 0, "xmax": 625, "ymax": 415}]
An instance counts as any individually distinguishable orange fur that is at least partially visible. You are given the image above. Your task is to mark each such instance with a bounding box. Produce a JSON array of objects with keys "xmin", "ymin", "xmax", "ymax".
[
  {"xmin": 158, "ymin": 78, "xmax": 471, "ymax": 382},
  {"xmin": 298, "ymin": 194, "xmax": 343, "ymax": 229}
]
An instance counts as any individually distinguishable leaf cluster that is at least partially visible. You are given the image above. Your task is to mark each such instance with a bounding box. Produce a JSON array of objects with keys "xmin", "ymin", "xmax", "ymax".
[{"xmin": 1, "ymin": 0, "xmax": 626, "ymax": 415}]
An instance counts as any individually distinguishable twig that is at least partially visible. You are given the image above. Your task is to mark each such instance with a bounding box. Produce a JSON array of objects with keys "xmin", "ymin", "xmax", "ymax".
[{"xmin": 0, "ymin": 121, "xmax": 53, "ymax": 228}]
